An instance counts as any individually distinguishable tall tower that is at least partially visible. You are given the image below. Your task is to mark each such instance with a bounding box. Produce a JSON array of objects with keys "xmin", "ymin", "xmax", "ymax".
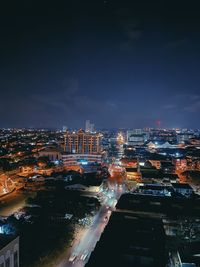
[
  {"xmin": 85, "ymin": 120, "xmax": 95, "ymax": 133},
  {"xmin": 62, "ymin": 126, "xmax": 67, "ymax": 132},
  {"xmin": 85, "ymin": 120, "xmax": 90, "ymax": 132}
]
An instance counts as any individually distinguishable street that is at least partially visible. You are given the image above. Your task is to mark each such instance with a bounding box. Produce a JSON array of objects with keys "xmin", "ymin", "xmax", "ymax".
[{"xmin": 56, "ymin": 183, "xmax": 125, "ymax": 267}]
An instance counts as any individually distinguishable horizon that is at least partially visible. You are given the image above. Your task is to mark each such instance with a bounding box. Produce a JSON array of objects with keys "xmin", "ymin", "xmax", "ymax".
[{"xmin": 1, "ymin": 1, "xmax": 200, "ymax": 128}]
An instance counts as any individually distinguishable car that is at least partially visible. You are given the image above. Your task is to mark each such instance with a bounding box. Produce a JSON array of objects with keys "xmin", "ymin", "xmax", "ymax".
[
  {"xmin": 69, "ymin": 254, "xmax": 77, "ymax": 263},
  {"xmin": 80, "ymin": 250, "xmax": 89, "ymax": 261}
]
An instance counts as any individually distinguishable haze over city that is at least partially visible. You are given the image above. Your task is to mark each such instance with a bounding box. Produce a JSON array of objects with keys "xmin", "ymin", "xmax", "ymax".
[{"xmin": 1, "ymin": 0, "xmax": 200, "ymax": 128}]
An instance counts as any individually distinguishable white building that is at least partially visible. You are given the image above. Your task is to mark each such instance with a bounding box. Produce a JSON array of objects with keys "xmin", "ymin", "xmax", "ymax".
[
  {"xmin": 0, "ymin": 236, "xmax": 19, "ymax": 267},
  {"xmin": 127, "ymin": 130, "xmax": 145, "ymax": 146},
  {"xmin": 62, "ymin": 153, "xmax": 102, "ymax": 167}
]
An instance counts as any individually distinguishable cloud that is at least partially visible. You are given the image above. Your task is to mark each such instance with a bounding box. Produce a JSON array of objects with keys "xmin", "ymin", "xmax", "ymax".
[
  {"xmin": 165, "ymin": 93, "xmax": 200, "ymax": 114},
  {"xmin": 119, "ymin": 41, "xmax": 133, "ymax": 52},
  {"xmin": 165, "ymin": 39, "xmax": 188, "ymax": 49},
  {"xmin": 119, "ymin": 19, "xmax": 142, "ymax": 51},
  {"xmin": 184, "ymin": 100, "xmax": 200, "ymax": 113},
  {"xmin": 164, "ymin": 93, "xmax": 200, "ymax": 114},
  {"xmin": 190, "ymin": 94, "xmax": 200, "ymax": 101},
  {"xmin": 61, "ymin": 77, "xmax": 79, "ymax": 95},
  {"xmin": 106, "ymin": 101, "xmax": 118, "ymax": 110},
  {"xmin": 125, "ymin": 25, "xmax": 142, "ymax": 41},
  {"xmin": 162, "ymin": 104, "xmax": 176, "ymax": 110},
  {"xmin": 27, "ymin": 76, "xmax": 121, "ymax": 127}
]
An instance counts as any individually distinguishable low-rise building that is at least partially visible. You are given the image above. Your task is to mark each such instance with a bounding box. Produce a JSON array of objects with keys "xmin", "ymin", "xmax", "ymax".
[
  {"xmin": 135, "ymin": 184, "xmax": 171, "ymax": 196},
  {"xmin": 127, "ymin": 133, "xmax": 145, "ymax": 146},
  {"xmin": 172, "ymin": 183, "xmax": 194, "ymax": 196},
  {"xmin": 172, "ymin": 158, "xmax": 187, "ymax": 171},
  {"xmin": 0, "ymin": 235, "xmax": 19, "ymax": 267},
  {"xmin": 161, "ymin": 161, "xmax": 175, "ymax": 173},
  {"xmin": 120, "ymin": 158, "xmax": 138, "ymax": 168},
  {"xmin": 177, "ymin": 133, "xmax": 194, "ymax": 144},
  {"xmin": 38, "ymin": 147, "xmax": 62, "ymax": 161},
  {"xmin": 149, "ymin": 159, "xmax": 161, "ymax": 169}
]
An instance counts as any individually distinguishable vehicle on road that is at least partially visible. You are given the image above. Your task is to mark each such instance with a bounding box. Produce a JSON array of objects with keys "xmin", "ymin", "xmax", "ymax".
[
  {"xmin": 69, "ymin": 254, "xmax": 77, "ymax": 263},
  {"xmin": 80, "ymin": 250, "xmax": 89, "ymax": 261}
]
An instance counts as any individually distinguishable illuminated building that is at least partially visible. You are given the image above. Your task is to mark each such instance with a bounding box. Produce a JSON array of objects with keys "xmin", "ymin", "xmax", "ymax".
[
  {"xmin": 85, "ymin": 120, "xmax": 95, "ymax": 133},
  {"xmin": 116, "ymin": 132, "xmax": 124, "ymax": 145},
  {"xmin": 62, "ymin": 126, "xmax": 67, "ymax": 132},
  {"xmin": 116, "ymin": 132, "xmax": 124, "ymax": 158},
  {"xmin": 108, "ymin": 164, "xmax": 126, "ymax": 183},
  {"xmin": 64, "ymin": 129, "xmax": 101, "ymax": 154},
  {"xmin": 149, "ymin": 159, "xmax": 161, "ymax": 169},
  {"xmin": 63, "ymin": 129, "xmax": 102, "ymax": 169},
  {"xmin": 146, "ymin": 141, "xmax": 178, "ymax": 149},
  {"xmin": 177, "ymin": 133, "xmax": 194, "ymax": 144},
  {"xmin": 62, "ymin": 153, "xmax": 102, "ymax": 166},
  {"xmin": 127, "ymin": 130, "xmax": 145, "ymax": 146},
  {"xmin": 172, "ymin": 158, "xmax": 187, "ymax": 171},
  {"xmin": 120, "ymin": 158, "xmax": 138, "ymax": 168}
]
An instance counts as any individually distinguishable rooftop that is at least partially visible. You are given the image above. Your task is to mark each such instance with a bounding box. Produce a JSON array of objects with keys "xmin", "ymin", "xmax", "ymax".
[
  {"xmin": 85, "ymin": 212, "xmax": 166, "ymax": 267},
  {"xmin": 0, "ymin": 234, "xmax": 16, "ymax": 251},
  {"xmin": 172, "ymin": 183, "xmax": 193, "ymax": 189}
]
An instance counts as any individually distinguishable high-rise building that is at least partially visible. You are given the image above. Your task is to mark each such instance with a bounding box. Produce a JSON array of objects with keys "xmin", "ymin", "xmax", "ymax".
[
  {"xmin": 65, "ymin": 129, "xmax": 101, "ymax": 154},
  {"xmin": 62, "ymin": 126, "xmax": 67, "ymax": 132},
  {"xmin": 85, "ymin": 120, "xmax": 91, "ymax": 132},
  {"xmin": 90, "ymin": 123, "xmax": 95, "ymax": 133},
  {"xmin": 85, "ymin": 120, "xmax": 95, "ymax": 133},
  {"xmin": 63, "ymin": 129, "xmax": 102, "ymax": 168}
]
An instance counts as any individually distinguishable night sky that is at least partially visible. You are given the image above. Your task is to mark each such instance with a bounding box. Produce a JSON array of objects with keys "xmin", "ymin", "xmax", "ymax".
[{"xmin": 1, "ymin": 0, "xmax": 200, "ymax": 129}]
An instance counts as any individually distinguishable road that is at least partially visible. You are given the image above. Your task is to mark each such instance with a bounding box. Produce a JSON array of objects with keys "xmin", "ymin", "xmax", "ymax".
[
  {"xmin": 57, "ymin": 183, "xmax": 125, "ymax": 267},
  {"xmin": 0, "ymin": 190, "xmax": 36, "ymax": 217}
]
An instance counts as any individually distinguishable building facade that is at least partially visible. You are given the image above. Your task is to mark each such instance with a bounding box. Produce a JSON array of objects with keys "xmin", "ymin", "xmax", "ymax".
[
  {"xmin": 64, "ymin": 129, "xmax": 101, "ymax": 154},
  {"xmin": 85, "ymin": 120, "xmax": 95, "ymax": 133},
  {"xmin": 127, "ymin": 130, "xmax": 145, "ymax": 146},
  {"xmin": 177, "ymin": 133, "xmax": 194, "ymax": 144},
  {"xmin": 0, "ymin": 236, "xmax": 19, "ymax": 267},
  {"xmin": 172, "ymin": 183, "xmax": 194, "ymax": 196},
  {"xmin": 62, "ymin": 153, "xmax": 102, "ymax": 167},
  {"xmin": 38, "ymin": 147, "xmax": 62, "ymax": 161}
]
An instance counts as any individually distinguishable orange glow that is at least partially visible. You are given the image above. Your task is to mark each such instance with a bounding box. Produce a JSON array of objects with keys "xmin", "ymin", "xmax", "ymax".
[{"xmin": 116, "ymin": 132, "xmax": 124, "ymax": 145}]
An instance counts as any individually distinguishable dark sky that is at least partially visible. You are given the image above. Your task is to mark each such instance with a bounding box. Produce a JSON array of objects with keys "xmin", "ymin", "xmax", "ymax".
[{"xmin": 1, "ymin": 0, "xmax": 200, "ymax": 129}]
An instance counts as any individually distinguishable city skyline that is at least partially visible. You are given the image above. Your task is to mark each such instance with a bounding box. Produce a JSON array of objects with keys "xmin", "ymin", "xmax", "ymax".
[{"xmin": 1, "ymin": 1, "xmax": 200, "ymax": 128}]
